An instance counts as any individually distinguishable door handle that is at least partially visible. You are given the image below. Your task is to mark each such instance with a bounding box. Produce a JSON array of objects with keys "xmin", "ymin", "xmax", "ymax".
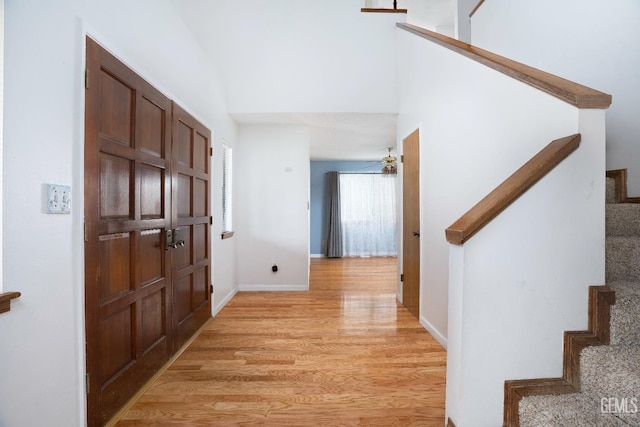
[
  {"xmin": 173, "ymin": 229, "xmax": 185, "ymax": 248},
  {"xmin": 412, "ymin": 231, "xmax": 420, "ymax": 237},
  {"xmin": 166, "ymin": 229, "xmax": 186, "ymax": 250}
]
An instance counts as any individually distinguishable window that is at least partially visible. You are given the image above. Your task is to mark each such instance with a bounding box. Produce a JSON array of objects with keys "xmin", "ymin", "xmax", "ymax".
[
  {"xmin": 221, "ymin": 143, "xmax": 233, "ymax": 238},
  {"xmin": 339, "ymin": 173, "xmax": 397, "ymax": 257}
]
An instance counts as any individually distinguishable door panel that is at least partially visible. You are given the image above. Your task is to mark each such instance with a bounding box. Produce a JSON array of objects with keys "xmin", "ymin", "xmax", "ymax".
[
  {"xmin": 194, "ymin": 178, "xmax": 207, "ymax": 216},
  {"xmin": 140, "ymin": 165, "xmax": 164, "ymax": 219},
  {"xmin": 141, "ymin": 288, "xmax": 166, "ymax": 351},
  {"xmin": 98, "ymin": 232, "xmax": 132, "ymax": 300},
  {"xmin": 171, "ymin": 103, "xmax": 212, "ymax": 352},
  {"xmin": 194, "ymin": 224, "xmax": 207, "ymax": 262},
  {"xmin": 99, "ymin": 154, "xmax": 132, "ymax": 218},
  {"xmin": 139, "ymin": 97, "xmax": 166, "ymax": 157},
  {"xmin": 402, "ymin": 129, "xmax": 420, "ymax": 319},
  {"xmin": 99, "ymin": 72, "xmax": 133, "ymax": 145},
  {"xmin": 85, "ymin": 37, "xmax": 173, "ymax": 426},
  {"xmin": 139, "ymin": 229, "xmax": 164, "ymax": 286}
]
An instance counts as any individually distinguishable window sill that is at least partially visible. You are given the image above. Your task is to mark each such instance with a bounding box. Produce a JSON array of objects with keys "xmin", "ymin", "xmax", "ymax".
[
  {"xmin": 221, "ymin": 231, "xmax": 235, "ymax": 240},
  {"xmin": 0, "ymin": 292, "xmax": 21, "ymax": 315}
]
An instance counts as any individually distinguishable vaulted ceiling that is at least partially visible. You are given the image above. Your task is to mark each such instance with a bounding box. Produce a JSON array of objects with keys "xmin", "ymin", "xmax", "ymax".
[{"xmin": 175, "ymin": 0, "xmax": 455, "ymax": 159}]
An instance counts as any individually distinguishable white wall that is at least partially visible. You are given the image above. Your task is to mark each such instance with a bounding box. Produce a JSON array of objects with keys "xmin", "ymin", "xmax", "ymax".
[
  {"xmin": 456, "ymin": 0, "xmax": 477, "ymax": 42},
  {"xmin": 471, "ymin": 0, "xmax": 640, "ymax": 195},
  {"xmin": 397, "ymin": 26, "xmax": 581, "ymax": 344},
  {"xmin": 177, "ymin": 0, "xmax": 403, "ymax": 114},
  {"xmin": 378, "ymin": 0, "xmax": 457, "ymax": 37},
  {"xmin": 236, "ymin": 125, "xmax": 310, "ymax": 291},
  {"xmin": 396, "ymin": 28, "xmax": 605, "ymax": 426},
  {"xmin": 1, "ymin": 1, "xmax": 236, "ymax": 425}
]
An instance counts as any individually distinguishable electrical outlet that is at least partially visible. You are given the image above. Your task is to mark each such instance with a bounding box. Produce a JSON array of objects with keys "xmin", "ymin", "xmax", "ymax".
[{"xmin": 46, "ymin": 184, "xmax": 71, "ymax": 214}]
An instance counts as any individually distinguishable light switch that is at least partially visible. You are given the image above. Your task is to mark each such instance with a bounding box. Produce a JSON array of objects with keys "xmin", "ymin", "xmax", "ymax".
[{"xmin": 46, "ymin": 184, "xmax": 71, "ymax": 214}]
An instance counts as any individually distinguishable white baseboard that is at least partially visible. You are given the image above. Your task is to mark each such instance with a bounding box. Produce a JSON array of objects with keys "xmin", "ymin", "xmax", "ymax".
[
  {"xmin": 239, "ymin": 284, "xmax": 309, "ymax": 292},
  {"xmin": 420, "ymin": 315, "xmax": 448, "ymax": 350},
  {"xmin": 213, "ymin": 287, "xmax": 238, "ymax": 316},
  {"xmin": 310, "ymin": 254, "xmax": 326, "ymax": 258}
]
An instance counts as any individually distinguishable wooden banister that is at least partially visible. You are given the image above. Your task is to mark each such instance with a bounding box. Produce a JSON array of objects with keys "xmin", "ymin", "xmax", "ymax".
[
  {"xmin": 361, "ymin": 8, "xmax": 407, "ymax": 13},
  {"xmin": 469, "ymin": 0, "xmax": 486, "ymax": 18},
  {"xmin": 361, "ymin": 0, "xmax": 407, "ymax": 13},
  {"xmin": 0, "ymin": 292, "xmax": 21, "ymax": 314},
  {"xmin": 396, "ymin": 23, "xmax": 612, "ymax": 109},
  {"xmin": 446, "ymin": 134, "xmax": 581, "ymax": 245}
]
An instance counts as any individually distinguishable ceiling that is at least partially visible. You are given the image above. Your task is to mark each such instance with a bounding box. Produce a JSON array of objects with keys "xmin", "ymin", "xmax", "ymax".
[
  {"xmin": 176, "ymin": 0, "xmax": 456, "ymax": 161},
  {"xmin": 232, "ymin": 113, "xmax": 398, "ymax": 161}
]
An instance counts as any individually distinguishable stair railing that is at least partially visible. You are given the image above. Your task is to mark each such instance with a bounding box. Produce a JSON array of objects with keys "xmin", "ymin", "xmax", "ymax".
[
  {"xmin": 446, "ymin": 134, "xmax": 581, "ymax": 245},
  {"xmin": 469, "ymin": 0, "xmax": 486, "ymax": 18},
  {"xmin": 0, "ymin": 292, "xmax": 21, "ymax": 314}
]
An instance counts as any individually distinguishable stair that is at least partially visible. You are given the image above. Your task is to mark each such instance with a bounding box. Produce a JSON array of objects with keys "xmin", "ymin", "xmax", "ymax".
[{"xmin": 516, "ymin": 176, "xmax": 640, "ymax": 426}]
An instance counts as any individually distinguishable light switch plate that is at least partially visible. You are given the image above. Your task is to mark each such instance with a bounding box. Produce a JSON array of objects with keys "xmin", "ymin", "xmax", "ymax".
[{"xmin": 46, "ymin": 184, "xmax": 71, "ymax": 214}]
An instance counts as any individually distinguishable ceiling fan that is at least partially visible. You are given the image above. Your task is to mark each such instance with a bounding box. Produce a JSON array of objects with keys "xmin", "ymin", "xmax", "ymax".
[{"xmin": 381, "ymin": 147, "xmax": 397, "ymax": 174}]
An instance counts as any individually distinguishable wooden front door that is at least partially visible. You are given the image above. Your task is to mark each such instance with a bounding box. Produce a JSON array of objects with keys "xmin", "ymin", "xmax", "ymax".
[
  {"xmin": 402, "ymin": 129, "xmax": 420, "ymax": 319},
  {"xmin": 171, "ymin": 103, "xmax": 212, "ymax": 352},
  {"xmin": 84, "ymin": 38, "xmax": 211, "ymax": 426}
]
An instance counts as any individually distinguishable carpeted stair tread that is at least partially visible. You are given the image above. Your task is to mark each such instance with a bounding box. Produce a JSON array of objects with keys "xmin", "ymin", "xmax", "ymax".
[
  {"xmin": 606, "ymin": 237, "xmax": 640, "ymax": 282},
  {"xmin": 607, "ymin": 177, "xmax": 617, "ymax": 204},
  {"xmin": 607, "ymin": 204, "xmax": 640, "ymax": 237},
  {"xmin": 519, "ymin": 393, "xmax": 629, "ymax": 426},
  {"xmin": 580, "ymin": 345, "xmax": 640, "ymax": 398},
  {"xmin": 608, "ymin": 282, "xmax": 640, "ymax": 346}
]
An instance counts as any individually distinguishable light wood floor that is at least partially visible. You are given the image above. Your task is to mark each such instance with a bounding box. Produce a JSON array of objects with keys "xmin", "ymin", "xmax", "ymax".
[{"xmin": 115, "ymin": 257, "xmax": 447, "ymax": 426}]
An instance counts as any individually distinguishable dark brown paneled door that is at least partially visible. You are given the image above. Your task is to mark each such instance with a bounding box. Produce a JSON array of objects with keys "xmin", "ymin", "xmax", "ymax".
[
  {"xmin": 170, "ymin": 103, "xmax": 212, "ymax": 352},
  {"xmin": 84, "ymin": 38, "xmax": 211, "ymax": 426},
  {"xmin": 402, "ymin": 129, "xmax": 420, "ymax": 319}
]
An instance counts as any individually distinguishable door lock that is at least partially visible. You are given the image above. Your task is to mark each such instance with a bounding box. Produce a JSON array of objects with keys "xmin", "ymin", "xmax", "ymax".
[
  {"xmin": 166, "ymin": 229, "xmax": 185, "ymax": 250},
  {"xmin": 412, "ymin": 231, "xmax": 420, "ymax": 237}
]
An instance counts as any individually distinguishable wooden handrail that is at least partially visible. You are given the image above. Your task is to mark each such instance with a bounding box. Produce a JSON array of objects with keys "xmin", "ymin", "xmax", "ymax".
[
  {"xmin": 361, "ymin": 8, "xmax": 407, "ymax": 13},
  {"xmin": 361, "ymin": 0, "xmax": 407, "ymax": 13},
  {"xmin": 396, "ymin": 23, "xmax": 612, "ymax": 109},
  {"xmin": 446, "ymin": 134, "xmax": 581, "ymax": 245},
  {"xmin": 469, "ymin": 0, "xmax": 485, "ymax": 18},
  {"xmin": 0, "ymin": 291, "xmax": 21, "ymax": 314}
]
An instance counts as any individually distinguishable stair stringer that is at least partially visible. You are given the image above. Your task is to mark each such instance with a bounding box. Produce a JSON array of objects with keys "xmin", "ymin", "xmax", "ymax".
[{"xmin": 503, "ymin": 285, "xmax": 615, "ymax": 426}]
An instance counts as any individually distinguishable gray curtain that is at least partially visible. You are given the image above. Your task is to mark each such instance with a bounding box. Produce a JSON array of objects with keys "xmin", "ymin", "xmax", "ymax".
[{"xmin": 325, "ymin": 172, "xmax": 343, "ymax": 258}]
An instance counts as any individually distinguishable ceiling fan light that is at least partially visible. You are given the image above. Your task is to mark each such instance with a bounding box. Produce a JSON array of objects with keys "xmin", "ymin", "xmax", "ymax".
[{"xmin": 381, "ymin": 164, "xmax": 397, "ymax": 175}]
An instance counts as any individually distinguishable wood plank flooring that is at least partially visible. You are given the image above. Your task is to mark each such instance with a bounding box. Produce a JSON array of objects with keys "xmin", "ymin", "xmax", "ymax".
[{"xmin": 114, "ymin": 257, "xmax": 447, "ymax": 426}]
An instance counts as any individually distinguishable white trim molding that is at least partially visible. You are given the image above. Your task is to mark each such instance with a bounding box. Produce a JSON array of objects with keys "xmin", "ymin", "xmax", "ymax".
[
  {"xmin": 420, "ymin": 315, "xmax": 447, "ymax": 350},
  {"xmin": 239, "ymin": 284, "xmax": 309, "ymax": 292}
]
